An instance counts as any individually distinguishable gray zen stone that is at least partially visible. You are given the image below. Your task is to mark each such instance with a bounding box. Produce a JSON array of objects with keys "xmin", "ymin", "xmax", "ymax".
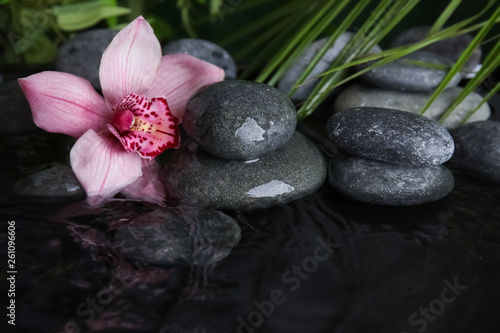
[
  {"xmin": 112, "ymin": 206, "xmax": 241, "ymax": 266},
  {"xmin": 334, "ymin": 83, "xmax": 491, "ymax": 130},
  {"xmin": 162, "ymin": 132, "xmax": 326, "ymax": 210},
  {"xmin": 357, "ymin": 51, "xmax": 461, "ymax": 92},
  {"xmin": 14, "ymin": 164, "xmax": 85, "ymax": 200},
  {"xmin": 450, "ymin": 121, "xmax": 500, "ymax": 182},
  {"xmin": 0, "ymin": 80, "xmax": 37, "ymax": 133},
  {"xmin": 327, "ymin": 107, "xmax": 454, "ymax": 167},
  {"xmin": 278, "ymin": 33, "xmax": 382, "ymax": 101},
  {"xmin": 163, "ymin": 38, "xmax": 237, "ymax": 79},
  {"xmin": 329, "ymin": 152, "xmax": 455, "ymax": 206},
  {"xmin": 184, "ymin": 80, "xmax": 297, "ymax": 160},
  {"xmin": 391, "ymin": 26, "xmax": 481, "ymax": 74},
  {"xmin": 57, "ymin": 29, "xmax": 118, "ymax": 90}
]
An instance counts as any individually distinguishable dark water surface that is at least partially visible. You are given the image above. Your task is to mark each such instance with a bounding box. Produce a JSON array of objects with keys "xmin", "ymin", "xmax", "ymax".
[{"xmin": 1, "ymin": 119, "xmax": 500, "ymax": 333}]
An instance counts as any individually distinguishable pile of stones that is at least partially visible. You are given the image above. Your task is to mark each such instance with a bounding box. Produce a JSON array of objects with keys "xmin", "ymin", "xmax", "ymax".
[
  {"xmin": 326, "ymin": 107, "xmax": 456, "ymax": 206},
  {"xmin": 161, "ymin": 80, "xmax": 327, "ymax": 210}
]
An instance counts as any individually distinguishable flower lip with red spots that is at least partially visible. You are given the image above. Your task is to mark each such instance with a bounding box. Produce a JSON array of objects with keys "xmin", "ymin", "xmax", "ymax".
[{"xmin": 108, "ymin": 93, "xmax": 180, "ymax": 159}]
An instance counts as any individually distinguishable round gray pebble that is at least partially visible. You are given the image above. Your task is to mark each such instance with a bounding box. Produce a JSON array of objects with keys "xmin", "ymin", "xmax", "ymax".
[
  {"xmin": 327, "ymin": 107, "xmax": 454, "ymax": 166},
  {"xmin": 357, "ymin": 51, "xmax": 461, "ymax": 92},
  {"xmin": 391, "ymin": 26, "xmax": 481, "ymax": 74},
  {"xmin": 334, "ymin": 83, "xmax": 491, "ymax": 129},
  {"xmin": 161, "ymin": 132, "xmax": 326, "ymax": 211},
  {"xmin": 163, "ymin": 38, "xmax": 237, "ymax": 79},
  {"xmin": 112, "ymin": 206, "xmax": 241, "ymax": 266},
  {"xmin": 450, "ymin": 121, "xmax": 500, "ymax": 182},
  {"xmin": 329, "ymin": 152, "xmax": 455, "ymax": 206},
  {"xmin": 14, "ymin": 164, "xmax": 85, "ymax": 200},
  {"xmin": 184, "ymin": 80, "xmax": 297, "ymax": 160},
  {"xmin": 57, "ymin": 29, "xmax": 118, "ymax": 90},
  {"xmin": 278, "ymin": 33, "xmax": 382, "ymax": 101}
]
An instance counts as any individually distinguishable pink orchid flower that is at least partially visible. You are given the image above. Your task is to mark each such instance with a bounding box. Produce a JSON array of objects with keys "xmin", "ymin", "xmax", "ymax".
[{"xmin": 19, "ymin": 16, "xmax": 225, "ymax": 205}]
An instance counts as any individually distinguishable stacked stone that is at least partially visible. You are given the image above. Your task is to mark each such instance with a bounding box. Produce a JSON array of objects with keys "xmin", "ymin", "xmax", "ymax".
[
  {"xmin": 161, "ymin": 80, "xmax": 327, "ymax": 210},
  {"xmin": 326, "ymin": 107, "xmax": 455, "ymax": 206},
  {"xmin": 334, "ymin": 26, "xmax": 490, "ymax": 130}
]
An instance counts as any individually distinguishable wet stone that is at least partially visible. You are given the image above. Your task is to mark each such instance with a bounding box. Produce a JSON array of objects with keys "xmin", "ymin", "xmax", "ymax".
[
  {"xmin": 57, "ymin": 29, "xmax": 118, "ymax": 90},
  {"xmin": 329, "ymin": 152, "xmax": 455, "ymax": 206},
  {"xmin": 112, "ymin": 206, "xmax": 241, "ymax": 266},
  {"xmin": 278, "ymin": 33, "xmax": 382, "ymax": 101},
  {"xmin": 391, "ymin": 26, "xmax": 481, "ymax": 74},
  {"xmin": 163, "ymin": 38, "xmax": 237, "ymax": 79},
  {"xmin": 357, "ymin": 51, "xmax": 461, "ymax": 92},
  {"xmin": 184, "ymin": 80, "xmax": 297, "ymax": 160},
  {"xmin": 450, "ymin": 121, "xmax": 500, "ymax": 183},
  {"xmin": 0, "ymin": 80, "xmax": 37, "ymax": 133},
  {"xmin": 162, "ymin": 132, "xmax": 327, "ymax": 211},
  {"xmin": 334, "ymin": 83, "xmax": 491, "ymax": 130},
  {"xmin": 14, "ymin": 164, "xmax": 85, "ymax": 200},
  {"xmin": 327, "ymin": 107, "xmax": 454, "ymax": 167}
]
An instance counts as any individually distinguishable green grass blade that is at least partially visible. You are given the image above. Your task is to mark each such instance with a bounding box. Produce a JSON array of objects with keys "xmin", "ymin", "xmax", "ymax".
[
  {"xmin": 238, "ymin": 9, "xmax": 309, "ymax": 80},
  {"xmin": 421, "ymin": 4, "xmax": 500, "ymax": 118},
  {"xmin": 255, "ymin": 1, "xmax": 336, "ymax": 83},
  {"xmin": 439, "ymin": 36, "xmax": 500, "ymax": 123},
  {"xmin": 284, "ymin": 0, "xmax": 365, "ymax": 96},
  {"xmin": 297, "ymin": 0, "xmax": 421, "ymax": 120},
  {"xmin": 428, "ymin": 0, "xmax": 463, "ymax": 36},
  {"xmin": 461, "ymin": 80, "xmax": 500, "ymax": 124},
  {"xmin": 217, "ymin": 1, "xmax": 300, "ymax": 48}
]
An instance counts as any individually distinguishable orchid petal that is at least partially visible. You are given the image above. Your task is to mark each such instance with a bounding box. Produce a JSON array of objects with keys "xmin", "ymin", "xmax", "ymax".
[
  {"xmin": 18, "ymin": 71, "xmax": 109, "ymax": 138},
  {"xmin": 107, "ymin": 93, "xmax": 180, "ymax": 159},
  {"xmin": 146, "ymin": 54, "xmax": 225, "ymax": 120},
  {"xmin": 121, "ymin": 159, "xmax": 166, "ymax": 205},
  {"xmin": 70, "ymin": 129, "xmax": 142, "ymax": 204},
  {"xmin": 99, "ymin": 16, "xmax": 162, "ymax": 108}
]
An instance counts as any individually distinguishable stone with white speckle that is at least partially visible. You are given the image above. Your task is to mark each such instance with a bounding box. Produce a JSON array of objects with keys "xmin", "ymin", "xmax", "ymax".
[
  {"xmin": 14, "ymin": 164, "xmax": 85, "ymax": 200},
  {"xmin": 183, "ymin": 80, "xmax": 297, "ymax": 160},
  {"xmin": 329, "ymin": 152, "xmax": 455, "ymax": 206},
  {"xmin": 356, "ymin": 51, "xmax": 462, "ymax": 92},
  {"xmin": 391, "ymin": 26, "xmax": 481, "ymax": 74},
  {"xmin": 57, "ymin": 29, "xmax": 118, "ymax": 90},
  {"xmin": 450, "ymin": 121, "xmax": 500, "ymax": 182},
  {"xmin": 326, "ymin": 107, "xmax": 455, "ymax": 167},
  {"xmin": 163, "ymin": 38, "xmax": 237, "ymax": 79},
  {"xmin": 161, "ymin": 132, "xmax": 326, "ymax": 210},
  {"xmin": 334, "ymin": 83, "xmax": 490, "ymax": 130},
  {"xmin": 278, "ymin": 33, "xmax": 382, "ymax": 101}
]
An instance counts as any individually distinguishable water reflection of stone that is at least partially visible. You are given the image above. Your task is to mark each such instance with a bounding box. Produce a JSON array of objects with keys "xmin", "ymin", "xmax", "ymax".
[
  {"xmin": 61, "ymin": 202, "xmax": 241, "ymax": 267},
  {"xmin": 55, "ymin": 202, "xmax": 241, "ymax": 332}
]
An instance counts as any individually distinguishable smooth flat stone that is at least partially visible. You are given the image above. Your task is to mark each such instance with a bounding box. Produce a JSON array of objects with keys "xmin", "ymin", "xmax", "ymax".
[
  {"xmin": 184, "ymin": 80, "xmax": 296, "ymax": 160},
  {"xmin": 112, "ymin": 206, "xmax": 241, "ymax": 266},
  {"xmin": 450, "ymin": 121, "xmax": 500, "ymax": 182},
  {"xmin": 391, "ymin": 26, "xmax": 481, "ymax": 74},
  {"xmin": 14, "ymin": 164, "xmax": 85, "ymax": 200},
  {"xmin": 334, "ymin": 83, "xmax": 491, "ymax": 129},
  {"xmin": 278, "ymin": 33, "xmax": 382, "ymax": 101},
  {"xmin": 327, "ymin": 107, "xmax": 454, "ymax": 167},
  {"xmin": 162, "ymin": 132, "xmax": 326, "ymax": 210},
  {"xmin": 357, "ymin": 51, "xmax": 461, "ymax": 92},
  {"xmin": 329, "ymin": 152, "xmax": 455, "ymax": 206},
  {"xmin": 0, "ymin": 80, "xmax": 37, "ymax": 133},
  {"xmin": 163, "ymin": 38, "xmax": 237, "ymax": 79},
  {"xmin": 57, "ymin": 29, "xmax": 118, "ymax": 90}
]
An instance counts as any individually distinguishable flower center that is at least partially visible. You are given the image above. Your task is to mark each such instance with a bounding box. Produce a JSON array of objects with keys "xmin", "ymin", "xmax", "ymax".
[
  {"xmin": 111, "ymin": 110, "xmax": 134, "ymax": 132},
  {"xmin": 106, "ymin": 93, "xmax": 180, "ymax": 159}
]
